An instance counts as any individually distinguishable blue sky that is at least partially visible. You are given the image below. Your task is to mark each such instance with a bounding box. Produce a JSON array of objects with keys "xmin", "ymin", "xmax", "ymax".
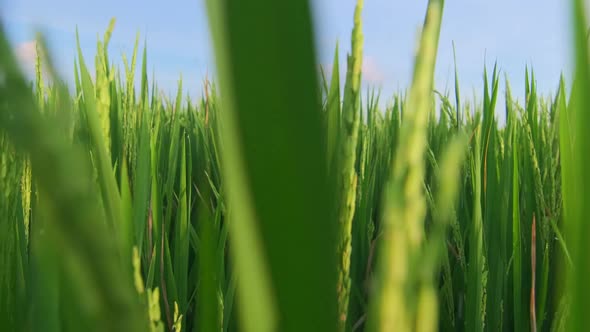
[{"xmin": 2, "ymin": 0, "xmax": 574, "ymax": 109}]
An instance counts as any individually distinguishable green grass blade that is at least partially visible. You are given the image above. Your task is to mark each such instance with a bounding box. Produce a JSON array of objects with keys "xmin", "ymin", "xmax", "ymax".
[
  {"xmin": 466, "ymin": 124, "xmax": 486, "ymax": 332},
  {"xmin": 512, "ymin": 113, "xmax": 524, "ymax": 332},
  {"xmin": 75, "ymin": 29, "xmax": 124, "ymax": 242},
  {"xmin": 565, "ymin": 0, "xmax": 590, "ymax": 330},
  {"xmin": 368, "ymin": 0, "xmax": 445, "ymax": 331},
  {"xmin": 173, "ymin": 136, "xmax": 189, "ymax": 316},
  {"xmin": 0, "ymin": 26, "xmax": 148, "ymax": 332},
  {"xmin": 327, "ymin": 43, "xmax": 341, "ymax": 170},
  {"xmin": 336, "ymin": 1, "xmax": 363, "ymax": 329},
  {"xmin": 204, "ymin": 0, "xmax": 338, "ymax": 331}
]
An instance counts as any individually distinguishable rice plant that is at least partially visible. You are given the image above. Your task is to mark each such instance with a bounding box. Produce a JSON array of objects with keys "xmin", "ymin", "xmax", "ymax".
[{"xmin": 0, "ymin": 0, "xmax": 587, "ymax": 331}]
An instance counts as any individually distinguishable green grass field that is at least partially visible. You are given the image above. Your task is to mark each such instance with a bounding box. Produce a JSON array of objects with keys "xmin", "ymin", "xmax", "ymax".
[{"xmin": 1, "ymin": 0, "xmax": 589, "ymax": 331}]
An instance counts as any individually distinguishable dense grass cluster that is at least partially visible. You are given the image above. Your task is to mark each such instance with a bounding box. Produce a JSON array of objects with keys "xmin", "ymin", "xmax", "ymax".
[{"xmin": 1, "ymin": 0, "xmax": 590, "ymax": 331}]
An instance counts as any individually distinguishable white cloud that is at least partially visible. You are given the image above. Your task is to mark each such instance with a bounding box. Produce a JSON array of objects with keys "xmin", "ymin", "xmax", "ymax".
[
  {"xmin": 15, "ymin": 40, "xmax": 38, "ymax": 69},
  {"xmin": 320, "ymin": 56, "xmax": 385, "ymax": 86},
  {"xmin": 362, "ymin": 56, "xmax": 384, "ymax": 84}
]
